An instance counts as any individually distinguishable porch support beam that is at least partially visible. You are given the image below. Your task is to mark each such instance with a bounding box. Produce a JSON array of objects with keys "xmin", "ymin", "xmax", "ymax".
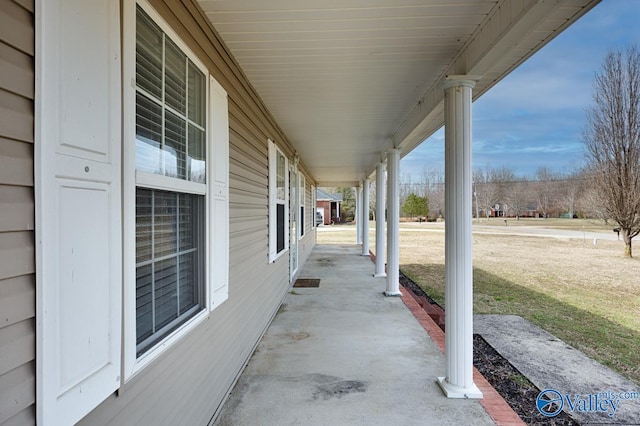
[
  {"xmin": 437, "ymin": 76, "xmax": 482, "ymax": 399},
  {"xmin": 361, "ymin": 178, "xmax": 370, "ymax": 256},
  {"xmin": 356, "ymin": 184, "xmax": 363, "ymax": 244},
  {"xmin": 384, "ymin": 149, "xmax": 401, "ymax": 296},
  {"xmin": 374, "ymin": 162, "xmax": 386, "ymax": 277}
]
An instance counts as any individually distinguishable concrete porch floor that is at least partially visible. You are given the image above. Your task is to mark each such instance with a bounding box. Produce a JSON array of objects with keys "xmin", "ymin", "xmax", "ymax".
[{"xmin": 214, "ymin": 245, "xmax": 498, "ymax": 426}]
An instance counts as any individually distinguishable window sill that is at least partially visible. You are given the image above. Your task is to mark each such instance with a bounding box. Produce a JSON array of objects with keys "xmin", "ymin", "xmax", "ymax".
[{"xmin": 125, "ymin": 308, "xmax": 209, "ymax": 381}]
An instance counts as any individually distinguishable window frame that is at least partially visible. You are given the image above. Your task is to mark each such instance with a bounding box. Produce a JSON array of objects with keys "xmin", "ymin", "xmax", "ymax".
[
  {"xmin": 311, "ymin": 185, "xmax": 316, "ymax": 229},
  {"xmin": 268, "ymin": 139, "xmax": 289, "ymax": 263},
  {"xmin": 123, "ymin": 0, "xmax": 227, "ymax": 379},
  {"xmin": 299, "ymin": 174, "xmax": 306, "ymax": 239}
]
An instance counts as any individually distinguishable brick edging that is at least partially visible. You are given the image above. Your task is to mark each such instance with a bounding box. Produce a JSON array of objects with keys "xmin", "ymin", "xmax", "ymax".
[
  {"xmin": 367, "ymin": 250, "xmax": 524, "ymax": 425},
  {"xmin": 400, "ymin": 286, "xmax": 525, "ymax": 426}
]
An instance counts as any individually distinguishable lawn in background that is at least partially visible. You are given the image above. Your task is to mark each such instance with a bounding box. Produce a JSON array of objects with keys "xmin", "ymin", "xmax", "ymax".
[{"xmin": 317, "ymin": 220, "xmax": 640, "ymax": 384}]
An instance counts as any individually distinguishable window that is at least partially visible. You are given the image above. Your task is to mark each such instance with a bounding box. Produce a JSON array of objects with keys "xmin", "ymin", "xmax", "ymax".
[
  {"xmin": 134, "ymin": 5, "xmax": 207, "ymax": 356},
  {"xmin": 269, "ymin": 140, "xmax": 288, "ymax": 262},
  {"xmin": 299, "ymin": 174, "xmax": 305, "ymax": 238},
  {"xmin": 125, "ymin": 1, "xmax": 229, "ymax": 377},
  {"xmin": 311, "ymin": 185, "xmax": 316, "ymax": 228}
]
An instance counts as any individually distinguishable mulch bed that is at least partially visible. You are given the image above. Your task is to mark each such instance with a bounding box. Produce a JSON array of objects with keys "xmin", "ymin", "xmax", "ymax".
[{"xmin": 399, "ymin": 271, "xmax": 579, "ymax": 425}]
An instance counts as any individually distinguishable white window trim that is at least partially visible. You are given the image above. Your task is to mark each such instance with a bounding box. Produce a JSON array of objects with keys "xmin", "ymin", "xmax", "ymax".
[
  {"xmin": 311, "ymin": 185, "xmax": 316, "ymax": 228},
  {"xmin": 122, "ymin": 0, "xmax": 228, "ymax": 380},
  {"xmin": 268, "ymin": 139, "xmax": 289, "ymax": 263}
]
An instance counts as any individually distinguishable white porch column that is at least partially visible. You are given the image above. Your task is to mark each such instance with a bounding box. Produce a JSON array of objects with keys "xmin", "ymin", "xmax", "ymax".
[
  {"xmin": 385, "ymin": 149, "xmax": 401, "ymax": 296},
  {"xmin": 356, "ymin": 184, "xmax": 363, "ymax": 244},
  {"xmin": 361, "ymin": 178, "xmax": 370, "ymax": 256},
  {"xmin": 374, "ymin": 162, "xmax": 386, "ymax": 277},
  {"xmin": 437, "ymin": 76, "xmax": 482, "ymax": 399}
]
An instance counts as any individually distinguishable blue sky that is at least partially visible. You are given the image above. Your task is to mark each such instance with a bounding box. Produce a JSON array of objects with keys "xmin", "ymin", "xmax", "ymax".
[{"xmin": 400, "ymin": 0, "xmax": 640, "ymax": 180}]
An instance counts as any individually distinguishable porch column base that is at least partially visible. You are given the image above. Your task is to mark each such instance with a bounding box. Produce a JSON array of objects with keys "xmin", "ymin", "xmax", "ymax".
[
  {"xmin": 383, "ymin": 290, "xmax": 402, "ymax": 297},
  {"xmin": 373, "ymin": 273, "xmax": 387, "ymax": 278},
  {"xmin": 437, "ymin": 377, "xmax": 483, "ymax": 399}
]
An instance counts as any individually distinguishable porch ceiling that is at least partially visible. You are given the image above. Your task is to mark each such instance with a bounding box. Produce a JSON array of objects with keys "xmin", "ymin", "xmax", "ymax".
[{"xmin": 198, "ymin": 0, "xmax": 600, "ymax": 186}]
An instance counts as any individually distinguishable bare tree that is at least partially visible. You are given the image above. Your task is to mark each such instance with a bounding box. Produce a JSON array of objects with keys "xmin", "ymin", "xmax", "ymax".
[
  {"xmin": 473, "ymin": 168, "xmax": 498, "ymax": 219},
  {"xmin": 583, "ymin": 46, "xmax": 640, "ymax": 257},
  {"xmin": 505, "ymin": 178, "xmax": 530, "ymax": 219},
  {"xmin": 578, "ymin": 174, "xmax": 610, "ymax": 223},
  {"xmin": 421, "ymin": 168, "xmax": 445, "ymax": 219},
  {"xmin": 557, "ymin": 171, "xmax": 584, "ymax": 218},
  {"xmin": 534, "ymin": 167, "xmax": 558, "ymax": 218},
  {"xmin": 491, "ymin": 166, "xmax": 516, "ymax": 203}
]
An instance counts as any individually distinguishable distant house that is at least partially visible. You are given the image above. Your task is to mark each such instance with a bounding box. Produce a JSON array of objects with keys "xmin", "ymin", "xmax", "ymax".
[
  {"xmin": 489, "ymin": 203, "xmax": 539, "ymax": 218},
  {"xmin": 316, "ymin": 189, "xmax": 343, "ymax": 225}
]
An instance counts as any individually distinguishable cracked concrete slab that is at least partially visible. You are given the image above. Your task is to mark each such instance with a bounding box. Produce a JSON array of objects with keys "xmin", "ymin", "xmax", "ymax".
[{"xmin": 475, "ymin": 314, "xmax": 640, "ymax": 425}]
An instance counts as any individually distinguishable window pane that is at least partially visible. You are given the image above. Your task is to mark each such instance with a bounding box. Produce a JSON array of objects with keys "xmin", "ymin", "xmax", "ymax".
[
  {"xmin": 188, "ymin": 124, "xmax": 206, "ymax": 183},
  {"xmin": 188, "ymin": 61, "xmax": 205, "ymax": 126},
  {"xmin": 136, "ymin": 93, "xmax": 163, "ymax": 175},
  {"xmin": 135, "ymin": 7, "xmax": 206, "ymax": 185},
  {"xmin": 136, "ymin": 264, "xmax": 153, "ymax": 345},
  {"xmin": 136, "ymin": 6, "xmax": 162, "ymax": 100},
  {"xmin": 164, "ymin": 111, "xmax": 187, "ymax": 179},
  {"xmin": 178, "ymin": 252, "xmax": 195, "ymax": 315},
  {"xmin": 277, "ymin": 203, "xmax": 285, "ymax": 253},
  {"xmin": 165, "ymin": 38, "xmax": 187, "ymax": 114},
  {"xmin": 154, "ymin": 191, "xmax": 177, "ymax": 258},
  {"xmin": 277, "ymin": 152, "xmax": 285, "ymax": 200},
  {"xmin": 136, "ymin": 188, "xmax": 153, "ymax": 263},
  {"xmin": 154, "ymin": 257, "xmax": 178, "ymax": 330},
  {"xmin": 178, "ymin": 192, "xmax": 194, "ymax": 251},
  {"xmin": 135, "ymin": 188, "xmax": 205, "ymax": 355}
]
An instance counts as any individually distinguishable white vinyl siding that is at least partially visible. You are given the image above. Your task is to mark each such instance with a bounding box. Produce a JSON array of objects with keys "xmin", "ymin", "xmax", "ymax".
[
  {"xmin": 268, "ymin": 140, "xmax": 288, "ymax": 263},
  {"xmin": 299, "ymin": 174, "xmax": 305, "ymax": 238},
  {"xmin": 0, "ymin": 1, "xmax": 35, "ymax": 425}
]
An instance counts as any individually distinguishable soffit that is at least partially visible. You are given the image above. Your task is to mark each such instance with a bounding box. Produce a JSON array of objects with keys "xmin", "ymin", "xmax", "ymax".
[{"xmin": 198, "ymin": 0, "xmax": 600, "ymax": 186}]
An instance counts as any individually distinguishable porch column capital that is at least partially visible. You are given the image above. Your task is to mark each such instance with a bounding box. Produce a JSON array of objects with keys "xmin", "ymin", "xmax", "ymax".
[
  {"xmin": 386, "ymin": 148, "xmax": 402, "ymax": 155},
  {"xmin": 443, "ymin": 75, "xmax": 481, "ymax": 90}
]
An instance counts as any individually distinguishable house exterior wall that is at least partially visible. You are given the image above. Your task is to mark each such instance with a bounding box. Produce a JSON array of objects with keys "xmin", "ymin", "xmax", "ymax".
[
  {"xmin": 0, "ymin": 1, "xmax": 36, "ymax": 425},
  {"xmin": 75, "ymin": 1, "xmax": 313, "ymax": 425},
  {"xmin": 317, "ymin": 200, "xmax": 332, "ymax": 225},
  {"xmin": 0, "ymin": 0, "xmax": 314, "ymax": 424}
]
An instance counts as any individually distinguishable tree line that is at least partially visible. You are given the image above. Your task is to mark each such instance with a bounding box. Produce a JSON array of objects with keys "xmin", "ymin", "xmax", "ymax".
[{"xmin": 398, "ymin": 166, "xmax": 596, "ymax": 221}]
